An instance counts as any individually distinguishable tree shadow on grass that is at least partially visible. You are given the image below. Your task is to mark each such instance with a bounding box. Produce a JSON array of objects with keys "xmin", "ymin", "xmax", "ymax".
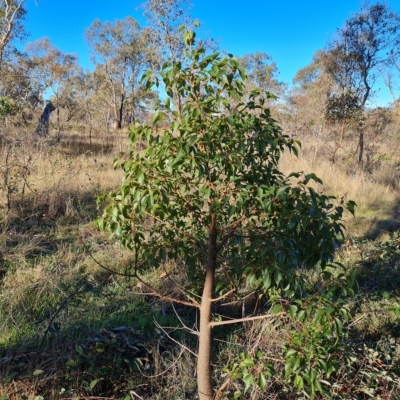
[
  {"xmin": 365, "ymin": 197, "xmax": 400, "ymax": 240},
  {"xmin": 344, "ymin": 219, "xmax": 400, "ymax": 376}
]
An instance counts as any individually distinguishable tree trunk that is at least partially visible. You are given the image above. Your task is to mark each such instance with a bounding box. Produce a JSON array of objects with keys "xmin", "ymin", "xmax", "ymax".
[
  {"xmin": 114, "ymin": 118, "xmax": 122, "ymax": 130},
  {"xmin": 114, "ymin": 103, "xmax": 122, "ymax": 130},
  {"xmin": 197, "ymin": 214, "xmax": 217, "ymax": 400},
  {"xmin": 57, "ymin": 108, "xmax": 60, "ymax": 139},
  {"xmin": 358, "ymin": 131, "xmax": 364, "ymax": 165},
  {"xmin": 113, "ymin": 94, "xmax": 125, "ymax": 130}
]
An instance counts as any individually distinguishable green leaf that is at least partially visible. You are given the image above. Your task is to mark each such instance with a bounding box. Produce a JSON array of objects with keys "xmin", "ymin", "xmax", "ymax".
[
  {"xmin": 258, "ymin": 372, "xmax": 266, "ymax": 390},
  {"xmin": 304, "ymin": 173, "xmax": 323, "ymax": 185},
  {"xmin": 153, "ymin": 112, "xmax": 161, "ymax": 125},
  {"xmin": 75, "ymin": 345, "xmax": 86, "ymax": 357},
  {"xmin": 294, "ymin": 374, "xmax": 304, "ymax": 390},
  {"xmin": 32, "ymin": 369, "xmax": 44, "ymax": 376},
  {"xmin": 315, "ymin": 378, "xmax": 324, "ymax": 393},
  {"xmin": 243, "ymin": 372, "xmax": 254, "ymax": 393},
  {"xmin": 95, "ymin": 342, "xmax": 105, "ymax": 353},
  {"xmin": 346, "ymin": 200, "xmax": 357, "ymax": 216},
  {"xmin": 270, "ymin": 304, "xmax": 283, "ymax": 315},
  {"xmin": 90, "ymin": 379, "xmax": 100, "ymax": 389},
  {"xmin": 239, "ymin": 357, "xmax": 254, "ymax": 368},
  {"xmin": 288, "ymin": 305, "xmax": 298, "ymax": 318},
  {"xmin": 296, "ymin": 310, "xmax": 306, "ymax": 322},
  {"xmin": 313, "ymin": 308, "xmax": 325, "ymax": 323},
  {"xmin": 334, "ymin": 317, "xmax": 343, "ymax": 335},
  {"xmin": 276, "ymin": 185, "xmax": 289, "ymax": 198},
  {"xmin": 285, "ymin": 349, "xmax": 297, "ymax": 358}
]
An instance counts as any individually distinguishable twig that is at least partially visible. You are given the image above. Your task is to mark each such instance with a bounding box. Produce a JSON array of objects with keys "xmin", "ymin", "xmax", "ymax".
[
  {"xmin": 171, "ymin": 302, "xmax": 199, "ymax": 335},
  {"xmin": 142, "ymin": 347, "xmax": 185, "ymax": 378},
  {"xmin": 81, "ymin": 238, "xmax": 199, "ymax": 308},
  {"xmin": 82, "ymin": 239, "xmax": 137, "ymax": 278},
  {"xmin": 129, "ymin": 389, "xmax": 145, "ymax": 400},
  {"xmin": 39, "ymin": 281, "xmax": 86, "ymax": 350},
  {"xmin": 209, "ymin": 312, "xmax": 286, "ymax": 327},
  {"xmin": 154, "ymin": 319, "xmax": 198, "ymax": 358},
  {"xmin": 135, "ymin": 273, "xmax": 199, "ymax": 308},
  {"xmin": 214, "ymin": 376, "xmax": 231, "ymax": 400},
  {"xmin": 347, "ymin": 313, "xmax": 367, "ymax": 328},
  {"xmin": 210, "ymin": 288, "xmax": 236, "ymax": 303},
  {"xmin": 163, "ymin": 265, "xmax": 201, "ymax": 305},
  {"xmin": 220, "ymin": 290, "xmax": 256, "ymax": 307}
]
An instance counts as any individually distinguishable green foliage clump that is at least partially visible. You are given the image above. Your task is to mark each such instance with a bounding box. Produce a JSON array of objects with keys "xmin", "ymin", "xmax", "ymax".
[{"xmin": 0, "ymin": 96, "xmax": 18, "ymax": 119}]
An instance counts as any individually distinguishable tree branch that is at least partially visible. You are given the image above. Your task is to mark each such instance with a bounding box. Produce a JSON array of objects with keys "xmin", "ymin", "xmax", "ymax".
[
  {"xmin": 210, "ymin": 288, "xmax": 236, "ymax": 303},
  {"xmin": 216, "ymin": 217, "xmax": 246, "ymax": 253},
  {"xmin": 81, "ymin": 238, "xmax": 199, "ymax": 308},
  {"xmin": 209, "ymin": 312, "xmax": 286, "ymax": 327},
  {"xmin": 154, "ymin": 319, "xmax": 198, "ymax": 358}
]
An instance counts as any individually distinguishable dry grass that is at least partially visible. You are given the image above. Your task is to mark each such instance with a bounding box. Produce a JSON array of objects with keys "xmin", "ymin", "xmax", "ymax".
[
  {"xmin": 279, "ymin": 137, "xmax": 400, "ymax": 237},
  {"xmin": 0, "ymin": 130, "xmax": 125, "ymax": 223}
]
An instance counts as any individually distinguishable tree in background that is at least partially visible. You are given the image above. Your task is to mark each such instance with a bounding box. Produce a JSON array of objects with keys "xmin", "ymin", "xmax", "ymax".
[
  {"xmin": 0, "ymin": 0, "xmax": 26, "ymax": 70},
  {"xmin": 239, "ymin": 52, "xmax": 285, "ymax": 98},
  {"xmin": 324, "ymin": 2, "xmax": 400, "ymax": 164},
  {"xmin": 143, "ymin": 0, "xmax": 195, "ymax": 61},
  {"xmin": 142, "ymin": 0, "xmax": 218, "ymax": 66},
  {"xmin": 85, "ymin": 17, "xmax": 158, "ymax": 130},
  {"xmin": 99, "ymin": 31, "xmax": 354, "ymax": 400},
  {"xmin": 285, "ymin": 51, "xmax": 332, "ymax": 139},
  {"xmin": 279, "ymin": 49, "xmax": 342, "ymax": 169},
  {"xmin": 23, "ymin": 38, "xmax": 80, "ymax": 136},
  {"xmin": 0, "ymin": 0, "xmax": 27, "ymax": 126},
  {"xmin": 69, "ymin": 69, "xmax": 99, "ymax": 142}
]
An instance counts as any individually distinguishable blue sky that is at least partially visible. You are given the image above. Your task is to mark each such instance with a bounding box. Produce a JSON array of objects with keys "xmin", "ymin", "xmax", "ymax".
[{"xmin": 23, "ymin": 0, "xmax": 399, "ymax": 105}]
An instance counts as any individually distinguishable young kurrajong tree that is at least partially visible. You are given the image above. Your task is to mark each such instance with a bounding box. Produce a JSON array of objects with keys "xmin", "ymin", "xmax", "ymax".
[{"xmin": 98, "ymin": 31, "xmax": 355, "ymax": 400}]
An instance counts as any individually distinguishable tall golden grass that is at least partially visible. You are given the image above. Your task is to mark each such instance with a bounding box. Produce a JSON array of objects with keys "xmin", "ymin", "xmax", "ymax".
[{"xmin": 280, "ymin": 136, "xmax": 400, "ymax": 237}]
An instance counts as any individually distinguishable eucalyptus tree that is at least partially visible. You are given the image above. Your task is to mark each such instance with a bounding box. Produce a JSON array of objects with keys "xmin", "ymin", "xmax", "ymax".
[
  {"xmin": 142, "ymin": 0, "xmax": 218, "ymax": 65},
  {"xmin": 0, "ymin": 0, "xmax": 27, "ymax": 123},
  {"xmin": 239, "ymin": 52, "xmax": 285, "ymax": 97},
  {"xmin": 23, "ymin": 38, "xmax": 80, "ymax": 135},
  {"xmin": 99, "ymin": 32, "xmax": 354, "ymax": 399},
  {"xmin": 142, "ymin": 0, "xmax": 194, "ymax": 61},
  {"xmin": 24, "ymin": 38, "xmax": 78, "ymax": 102},
  {"xmin": 324, "ymin": 2, "xmax": 400, "ymax": 164},
  {"xmin": 68, "ymin": 70, "xmax": 98, "ymax": 140},
  {"xmin": 0, "ymin": 0, "xmax": 26, "ymax": 70},
  {"xmin": 85, "ymin": 17, "xmax": 158, "ymax": 130},
  {"xmin": 283, "ymin": 51, "xmax": 339, "ymax": 163}
]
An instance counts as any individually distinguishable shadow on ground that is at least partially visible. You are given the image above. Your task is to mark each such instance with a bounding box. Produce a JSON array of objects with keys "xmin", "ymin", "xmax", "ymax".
[{"xmin": 365, "ymin": 197, "xmax": 400, "ymax": 240}]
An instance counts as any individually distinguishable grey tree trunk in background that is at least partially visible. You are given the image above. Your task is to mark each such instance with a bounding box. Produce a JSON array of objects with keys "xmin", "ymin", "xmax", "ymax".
[{"xmin": 34, "ymin": 101, "xmax": 56, "ymax": 137}]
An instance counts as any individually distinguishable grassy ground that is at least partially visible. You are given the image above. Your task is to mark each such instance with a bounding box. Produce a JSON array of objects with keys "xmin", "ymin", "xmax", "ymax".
[{"xmin": 1, "ymin": 127, "xmax": 400, "ymax": 399}]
